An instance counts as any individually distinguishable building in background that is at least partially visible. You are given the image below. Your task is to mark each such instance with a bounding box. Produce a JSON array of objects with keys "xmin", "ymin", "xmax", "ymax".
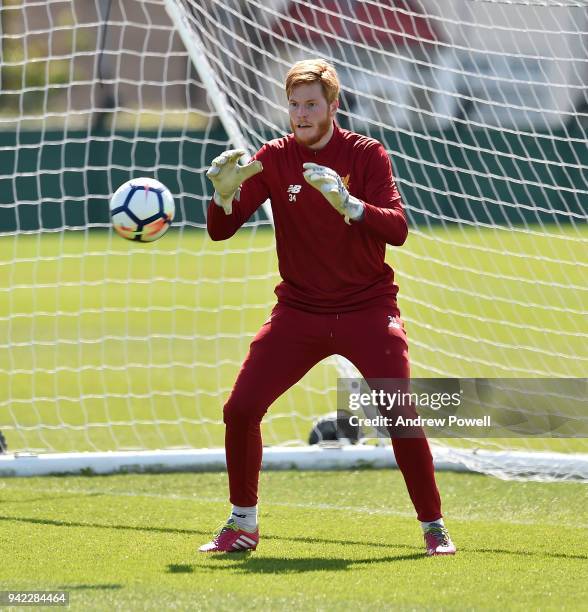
[{"xmin": 0, "ymin": 0, "xmax": 586, "ymax": 132}]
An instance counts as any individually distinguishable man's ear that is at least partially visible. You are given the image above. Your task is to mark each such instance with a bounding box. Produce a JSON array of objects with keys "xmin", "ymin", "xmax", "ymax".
[{"xmin": 330, "ymin": 99, "xmax": 339, "ymax": 117}]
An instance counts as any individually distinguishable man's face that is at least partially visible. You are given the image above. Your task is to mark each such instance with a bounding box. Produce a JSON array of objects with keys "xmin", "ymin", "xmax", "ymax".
[{"xmin": 288, "ymin": 82, "xmax": 338, "ymax": 148}]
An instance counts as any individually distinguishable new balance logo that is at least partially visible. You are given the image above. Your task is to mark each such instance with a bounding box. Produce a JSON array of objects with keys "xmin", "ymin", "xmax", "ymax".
[{"xmin": 287, "ymin": 184, "xmax": 302, "ymax": 201}]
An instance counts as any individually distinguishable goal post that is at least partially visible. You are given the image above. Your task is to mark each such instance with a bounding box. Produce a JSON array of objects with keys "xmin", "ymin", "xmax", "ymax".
[{"xmin": 1, "ymin": 0, "xmax": 587, "ymax": 480}]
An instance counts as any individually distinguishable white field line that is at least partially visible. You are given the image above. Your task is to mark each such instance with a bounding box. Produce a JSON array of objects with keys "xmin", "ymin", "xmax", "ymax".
[{"xmin": 1, "ymin": 484, "xmax": 583, "ymax": 528}]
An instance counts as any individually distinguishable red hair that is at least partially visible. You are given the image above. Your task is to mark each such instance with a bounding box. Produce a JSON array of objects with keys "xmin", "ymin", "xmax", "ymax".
[{"xmin": 285, "ymin": 59, "xmax": 340, "ymax": 104}]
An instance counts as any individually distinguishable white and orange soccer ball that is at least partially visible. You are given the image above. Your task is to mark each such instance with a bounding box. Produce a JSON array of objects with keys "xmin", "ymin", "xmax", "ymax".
[{"xmin": 109, "ymin": 177, "xmax": 175, "ymax": 242}]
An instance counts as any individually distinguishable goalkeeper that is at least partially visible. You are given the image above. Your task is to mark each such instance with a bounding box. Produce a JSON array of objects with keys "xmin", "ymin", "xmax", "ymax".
[{"xmin": 200, "ymin": 59, "xmax": 456, "ymax": 556}]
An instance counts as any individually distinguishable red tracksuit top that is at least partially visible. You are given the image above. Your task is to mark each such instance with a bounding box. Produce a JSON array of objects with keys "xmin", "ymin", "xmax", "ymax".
[{"xmin": 207, "ymin": 123, "xmax": 408, "ymax": 314}]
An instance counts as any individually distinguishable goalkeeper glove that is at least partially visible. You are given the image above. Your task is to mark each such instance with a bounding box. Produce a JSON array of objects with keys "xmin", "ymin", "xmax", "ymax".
[
  {"xmin": 302, "ymin": 162, "xmax": 364, "ymax": 224},
  {"xmin": 206, "ymin": 149, "xmax": 263, "ymax": 215}
]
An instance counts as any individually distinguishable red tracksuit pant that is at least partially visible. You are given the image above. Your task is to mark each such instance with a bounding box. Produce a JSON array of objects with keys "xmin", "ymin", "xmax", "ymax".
[{"xmin": 223, "ymin": 302, "xmax": 442, "ymax": 522}]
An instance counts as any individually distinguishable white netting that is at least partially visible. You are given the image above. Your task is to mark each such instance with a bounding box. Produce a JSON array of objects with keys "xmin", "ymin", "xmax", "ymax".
[{"xmin": 0, "ymin": 0, "xmax": 586, "ymax": 479}]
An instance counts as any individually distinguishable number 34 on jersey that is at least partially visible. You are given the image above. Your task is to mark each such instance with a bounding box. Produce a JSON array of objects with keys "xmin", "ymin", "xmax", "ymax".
[{"xmin": 287, "ymin": 184, "xmax": 302, "ymax": 202}]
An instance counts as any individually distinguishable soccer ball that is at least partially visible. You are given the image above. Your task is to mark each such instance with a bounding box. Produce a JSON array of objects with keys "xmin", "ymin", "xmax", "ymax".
[
  {"xmin": 110, "ymin": 177, "xmax": 175, "ymax": 242},
  {"xmin": 308, "ymin": 411, "xmax": 360, "ymax": 445}
]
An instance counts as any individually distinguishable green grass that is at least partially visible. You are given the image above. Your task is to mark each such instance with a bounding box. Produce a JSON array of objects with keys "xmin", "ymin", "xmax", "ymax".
[
  {"xmin": 2, "ymin": 470, "xmax": 587, "ymax": 610},
  {"xmin": 0, "ymin": 225, "xmax": 587, "ymax": 454}
]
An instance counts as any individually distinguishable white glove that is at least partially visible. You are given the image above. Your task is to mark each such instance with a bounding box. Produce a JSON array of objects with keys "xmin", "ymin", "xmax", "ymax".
[
  {"xmin": 206, "ymin": 149, "xmax": 263, "ymax": 215},
  {"xmin": 302, "ymin": 163, "xmax": 364, "ymax": 224}
]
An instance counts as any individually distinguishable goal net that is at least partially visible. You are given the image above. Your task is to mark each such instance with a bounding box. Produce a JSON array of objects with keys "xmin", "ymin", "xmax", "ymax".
[{"xmin": 1, "ymin": 0, "xmax": 586, "ymax": 479}]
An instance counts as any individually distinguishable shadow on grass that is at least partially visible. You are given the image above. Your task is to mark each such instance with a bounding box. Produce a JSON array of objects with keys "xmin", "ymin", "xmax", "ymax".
[
  {"xmin": 0, "ymin": 493, "xmax": 105, "ymax": 505},
  {"xmin": 0, "ymin": 514, "xmax": 202, "ymax": 536},
  {"xmin": 168, "ymin": 552, "xmax": 425, "ymax": 574},
  {"xmin": 167, "ymin": 564, "xmax": 195, "ymax": 574},
  {"xmin": 2, "ymin": 515, "xmax": 587, "ymax": 562},
  {"xmin": 56, "ymin": 584, "xmax": 122, "ymax": 591}
]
